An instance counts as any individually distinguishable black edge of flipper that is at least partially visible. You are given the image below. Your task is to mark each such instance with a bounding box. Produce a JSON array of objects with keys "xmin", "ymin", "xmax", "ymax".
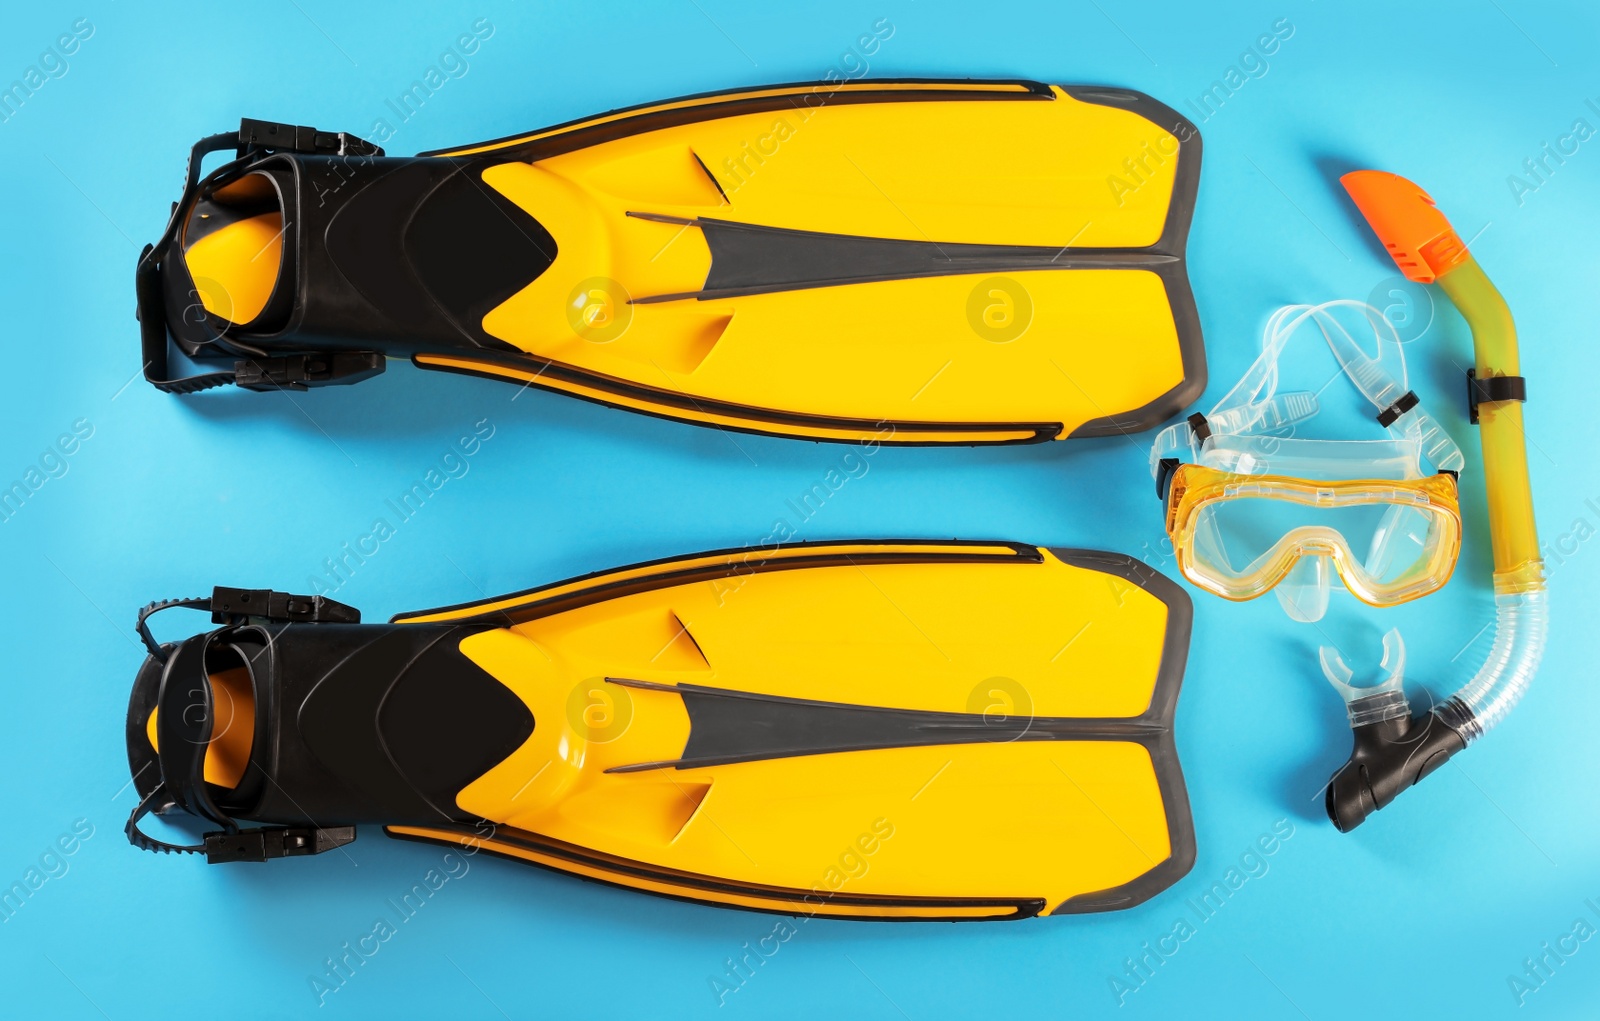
[
  {"xmin": 1044, "ymin": 548, "xmax": 1196, "ymax": 915},
  {"xmin": 418, "ymin": 78, "xmax": 1056, "ymax": 160},
  {"xmin": 408, "ymin": 349, "xmax": 1061, "ymax": 447},
  {"xmin": 385, "ymin": 824, "xmax": 1047, "ymax": 922},
  {"xmin": 390, "ymin": 539, "xmax": 1043, "ymax": 626},
  {"xmin": 1059, "ymin": 87, "xmax": 1206, "ymax": 439}
]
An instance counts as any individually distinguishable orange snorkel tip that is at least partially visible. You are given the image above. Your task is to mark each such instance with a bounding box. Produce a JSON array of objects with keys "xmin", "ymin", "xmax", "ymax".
[{"xmin": 1340, "ymin": 170, "xmax": 1469, "ymax": 284}]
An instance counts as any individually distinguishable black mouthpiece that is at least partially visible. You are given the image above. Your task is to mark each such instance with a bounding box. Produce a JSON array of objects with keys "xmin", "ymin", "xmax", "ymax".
[{"xmin": 1325, "ymin": 707, "xmax": 1468, "ymax": 832}]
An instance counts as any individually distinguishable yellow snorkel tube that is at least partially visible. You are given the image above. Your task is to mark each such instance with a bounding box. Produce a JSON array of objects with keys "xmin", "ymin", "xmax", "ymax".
[{"xmin": 1323, "ymin": 172, "xmax": 1545, "ymax": 830}]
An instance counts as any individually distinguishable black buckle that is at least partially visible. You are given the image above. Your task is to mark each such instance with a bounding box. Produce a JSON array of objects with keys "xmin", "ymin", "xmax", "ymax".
[
  {"xmin": 204, "ymin": 826, "xmax": 357, "ymax": 864},
  {"xmin": 1155, "ymin": 413, "xmax": 1210, "ymax": 501},
  {"xmin": 234, "ymin": 352, "xmax": 385, "ymax": 392},
  {"xmin": 1376, "ymin": 390, "xmax": 1419, "ymax": 428},
  {"xmin": 210, "ymin": 587, "xmax": 360, "ymax": 626},
  {"xmin": 238, "ymin": 118, "xmax": 384, "ymax": 158},
  {"xmin": 1155, "ymin": 457, "xmax": 1181, "ymax": 501},
  {"xmin": 1467, "ymin": 369, "xmax": 1527, "ymax": 425}
]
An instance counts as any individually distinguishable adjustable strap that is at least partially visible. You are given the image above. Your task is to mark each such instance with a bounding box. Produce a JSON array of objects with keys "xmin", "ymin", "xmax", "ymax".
[
  {"xmin": 156, "ymin": 633, "xmax": 233, "ymax": 833},
  {"xmin": 1467, "ymin": 369, "xmax": 1527, "ymax": 425},
  {"xmin": 123, "ymin": 630, "xmax": 247, "ymax": 857},
  {"xmin": 125, "ymin": 785, "xmax": 202, "ymax": 855},
  {"xmin": 136, "ymin": 130, "xmax": 244, "ymax": 394},
  {"xmin": 136, "ymin": 596, "xmax": 212, "ymax": 660}
]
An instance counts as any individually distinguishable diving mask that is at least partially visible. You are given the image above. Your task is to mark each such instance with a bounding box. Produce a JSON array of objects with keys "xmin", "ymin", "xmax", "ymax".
[{"xmin": 1151, "ymin": 300, "xmax": 1464, "ymax": 622}]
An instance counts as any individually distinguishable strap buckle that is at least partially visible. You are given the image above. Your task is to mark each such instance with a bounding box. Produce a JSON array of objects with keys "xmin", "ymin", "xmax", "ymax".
[
  {"xmin": 233, "ymin": 352, "xmax": 385, "ymax": 392},
  {"xmin": 209, "ymin": 587, "xmax": 361, "ymax": 626},
  {"xmin": 204, "ymin": 826, "xmax": 357, "ymax": 864},
  {"xmin": 1154, "ymin": 413, "xmax": 1210, "ymax": 501},
  {"xmin": 237, "ymin": 118, "xmax": 385, "ymax": 159},
  {"xmin": 1375, "ymin": 389, "xmax": 1419, "ymax": 428},
  {"xmin": 1155, "ymin": 458, "xmax": 1181, "ymax": 501}
]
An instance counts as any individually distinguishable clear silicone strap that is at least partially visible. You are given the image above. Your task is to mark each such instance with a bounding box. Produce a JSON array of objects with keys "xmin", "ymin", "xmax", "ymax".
[
  {"xmin": 1318, "ymin": 301, "xmax": 1410, "ymax": 409},
  {"xmin": 1402, "ymin": 406, "xmax": 1465, "ymax": 474},
  {"xmin": 1148, "ymin": 419, "xmax": 1199, "ymax": 479},
  {"xmin": 1193, "ymin": 301, "xmax": 1464, "ymax": 476}
]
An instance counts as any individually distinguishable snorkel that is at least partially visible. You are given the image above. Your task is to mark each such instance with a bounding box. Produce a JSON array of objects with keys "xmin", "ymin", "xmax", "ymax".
[{"xmin": 1324, "ymin": 172, "xmax": 1545, "ymax": 831}]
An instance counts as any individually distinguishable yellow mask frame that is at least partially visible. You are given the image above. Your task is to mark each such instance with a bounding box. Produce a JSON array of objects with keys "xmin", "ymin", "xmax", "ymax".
[{"xmin": 1164, "ymin": 464, "xmax": 1462, "ymax": 608}]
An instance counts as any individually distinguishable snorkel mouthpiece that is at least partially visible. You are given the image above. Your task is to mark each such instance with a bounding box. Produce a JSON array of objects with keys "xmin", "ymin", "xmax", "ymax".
[
  {"xmin": 1324, "ymin": 708, "xmax": 1467, "ymax": 832},
  {"xmin": 1329, "ymin": 171, "xmax": 1545, "ymax": 830},
  {"xmin": 1319, "ymin": 630, "xmax": 1466, "ymax": 831}
]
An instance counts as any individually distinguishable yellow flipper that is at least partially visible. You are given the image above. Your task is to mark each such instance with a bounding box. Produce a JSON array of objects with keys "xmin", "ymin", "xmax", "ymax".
[
  {"xmin": 129, "ymin": 543, "xmax": 1194, "ymax": 918},
  {"xmin": 159, "ymin": 82, "xmax": 1202, "ymax": 439}
]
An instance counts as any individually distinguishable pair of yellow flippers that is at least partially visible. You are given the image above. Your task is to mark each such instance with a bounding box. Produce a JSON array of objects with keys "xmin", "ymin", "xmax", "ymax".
[{"xmin": 125, "ymin": 83, "xmax": 1203, "ymax": 918}]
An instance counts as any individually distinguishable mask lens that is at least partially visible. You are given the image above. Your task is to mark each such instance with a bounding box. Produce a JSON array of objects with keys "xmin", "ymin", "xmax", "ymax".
[
  {"xmin": 1364, "ymin": 504, "xmax": 1447, "ymax": 585},
  {"xmin": 1192, "ymin": 498, "xmax": 1391, "ymax": 574},
  {"xmin": 1186, "ymin": 490, "xmax": 1444, "ymax": 600}
]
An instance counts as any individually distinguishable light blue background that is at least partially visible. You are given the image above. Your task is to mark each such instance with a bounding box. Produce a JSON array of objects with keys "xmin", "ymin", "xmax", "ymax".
[{"xmin": 2, "ymin": 1, "xmax": 1597, "ymax": 1017}]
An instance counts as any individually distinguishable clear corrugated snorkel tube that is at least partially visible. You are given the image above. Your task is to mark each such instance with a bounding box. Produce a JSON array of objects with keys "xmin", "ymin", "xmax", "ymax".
[{"xmin": 1321, "ymin": 172, "xmax": 1545, "ymax": 830}]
